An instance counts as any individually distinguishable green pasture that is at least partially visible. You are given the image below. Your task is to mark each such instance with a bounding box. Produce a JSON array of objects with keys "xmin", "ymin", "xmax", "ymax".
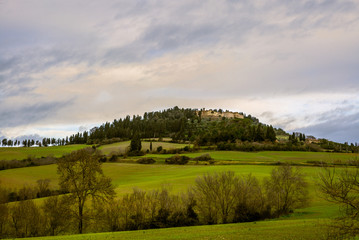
[
  {"xmin": 98, "ymin": 141, "xmax": 191, "ymax": 155},
  {"xmin": 24, "ymin": 218, "xmax": 327, "ymax": 240},
  {"xmin": 0, "ymin": 163, "xmax": 338, "ymax": 218},
  {"xmin": 1, "ymin": 159, "xmax": 346, "ymax": 240},
  {"xmin": 147, "ymin": 151, "xmax": 358, "ymax": 165},
  {"xmin": 0, "ymin": 144, "xmax": 88, "ymax": 161},
  {"xmin": 0, "ymin": 164, "xmax": 273, "ymax": 192}
]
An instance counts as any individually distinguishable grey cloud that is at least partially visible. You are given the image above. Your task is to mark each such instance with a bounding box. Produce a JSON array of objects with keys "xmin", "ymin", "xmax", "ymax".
[
  {"xmin": 0, "ymin": 100, "xmax": 74, "ymax": 128},
  {"xmin": 295, "ymin": 111, "xmax": 359, "ymax": 143},
  {"xmin": 9, "ymin": 134, "xmax": 43, "ymax": 142}
]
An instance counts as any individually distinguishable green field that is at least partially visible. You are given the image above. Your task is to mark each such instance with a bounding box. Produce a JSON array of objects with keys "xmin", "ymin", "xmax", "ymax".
[
  {"xmin": 1, "ymin": 148, "xmax": 353, "ymax": 239},
  {"xmin": 24, "ymin": 219, "xmax": 327, "ymax": 240},
  {"xmin": 98, "ymin": 141, "xmax": 191, "ymax": 155},
  {"xmin": 147, "ymin": 150, "xmax": 358, "ymax": 165},
  {"xmin": 0, "ymin": 144, "xmax": 88, "ymax": 161},
  {"xmin": 0, "ymin": 162, "xmax": 335, "ymax": 212}
]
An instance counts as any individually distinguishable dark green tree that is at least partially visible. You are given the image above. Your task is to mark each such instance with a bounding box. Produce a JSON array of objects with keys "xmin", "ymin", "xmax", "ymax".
[
  {"xmin": 254, "ymin": 124, "xmax": 264, "ymax": 142},
  {"xmin": 265, "ymin": 126, "xmax": 276, "ymax": 142},
  {"xmin": 291, "ymin": 133, "xmax": 297, "ymax": 144},
  {"xmin": 130, "ymin": 132, "xmax": 142, "ymax": 152}
]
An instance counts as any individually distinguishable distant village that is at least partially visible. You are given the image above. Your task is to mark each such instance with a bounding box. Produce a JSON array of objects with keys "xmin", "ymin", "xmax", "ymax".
[{"xmin": 197, "ymin": 109, "xmax": 244, "ymax": 120}]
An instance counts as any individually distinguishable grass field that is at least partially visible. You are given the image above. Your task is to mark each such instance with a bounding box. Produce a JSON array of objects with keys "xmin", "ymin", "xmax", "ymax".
[
  {"xmin": 98, "ymin": 141, "xmax": 191, "ymax": 155},
  {"xmin": 1, "ymin": 148, "xmax": 353, "ymax": 239},
  {"xmin": 0, "ymin": 144, "xmax": 88, "ymax": 161},
  {"xmin": 23, "ymin": 219, "xmax": 327, "ymax": 240},
  {"xmin": 147, "ymin": 150, "xmax": 358, "ymax": 165},
  {"xmin": 0, "ymin": 162, "xmax": 336, "ymax": 213}
]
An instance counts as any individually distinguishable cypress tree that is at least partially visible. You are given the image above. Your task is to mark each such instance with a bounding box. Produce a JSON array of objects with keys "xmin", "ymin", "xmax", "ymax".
[{"xmin": 130, "ymin": 132, "xmax": 142, "ymax": 152}]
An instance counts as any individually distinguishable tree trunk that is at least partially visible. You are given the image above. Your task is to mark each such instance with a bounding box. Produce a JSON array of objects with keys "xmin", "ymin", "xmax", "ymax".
[{"xmin": 79, "ymin": 202, "xmax": 83, "ymax": 234}]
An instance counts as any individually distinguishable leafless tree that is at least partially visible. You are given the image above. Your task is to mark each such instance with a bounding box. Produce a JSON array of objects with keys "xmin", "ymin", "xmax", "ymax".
[
  {"xmin": 319, "ymin": 166, "xmax": 359, "ymax": 239},
  {"xmin": 42, "ymin": 195, "xmax": 71, "ymax": 236},
  {"xmin": 193, "ymin": 171, "xmax": 238, "ymax": 224},
  {"xmin": 264, "ymin": 164, "xmax": 308, "ymax": 216}
]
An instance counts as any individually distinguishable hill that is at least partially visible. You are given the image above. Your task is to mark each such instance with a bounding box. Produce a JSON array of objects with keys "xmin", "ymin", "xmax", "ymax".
[{"xmin": 65, "ymin": 107, "xmax": 357, "ymax": 153}]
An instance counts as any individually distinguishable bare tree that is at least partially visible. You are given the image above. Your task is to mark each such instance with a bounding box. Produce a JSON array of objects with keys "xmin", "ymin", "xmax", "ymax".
[
  {"xmin": 57, "ymin": 148, "xmax": 115, "ymax": 234},
  {"xmin": 36, "ymin": 179, "xmax": 51, "ymax": 198},
  {"xmin": 193, "ymin": 171, "xmax": 238, "ymax": 224},
  {"xmin": 42, "ymin": 195, "xmax": 71, "ymax": 236},
  {"xmin": 233, "ymin": 174, "xmax": 268, "ymax": 222},
  {"xmin": 10, "ymin": 200, "xmax": 42, "ymax": 238},
  {"xmin": 319, "ymin": 166, "xmax": 359, "ymax": 239},
  {"xmin": 0, "ymin": 204, "xmax": 8, "ymax": 238},
  {"xmin": 264, "ymin": 164, "xmax": 309, "ymax": 216}
]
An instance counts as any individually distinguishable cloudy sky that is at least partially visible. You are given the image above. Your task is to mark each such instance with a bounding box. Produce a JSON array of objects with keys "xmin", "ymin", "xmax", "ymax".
[{"xmin": 1, "ymin": 0, "xmax": 359, "ymax": 143}]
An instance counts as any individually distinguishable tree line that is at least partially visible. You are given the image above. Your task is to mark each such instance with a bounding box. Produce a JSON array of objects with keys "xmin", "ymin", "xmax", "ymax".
[
  {"xmin": 0, "ymin": 148, "xmax": 308, "ymax": 238},
  {"xmin": 0, "ymin": 137, "xmax": 72, "ymax": 147}
]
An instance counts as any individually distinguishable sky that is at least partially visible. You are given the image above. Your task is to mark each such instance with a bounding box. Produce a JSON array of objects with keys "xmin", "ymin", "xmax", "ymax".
[{"xmin": 0, "ymin": 0, "xmax": 359, "ymax": 143}]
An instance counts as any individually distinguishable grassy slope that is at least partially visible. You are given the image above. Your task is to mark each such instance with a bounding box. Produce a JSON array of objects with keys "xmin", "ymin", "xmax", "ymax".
[
  {"xmin": 0, "ymin": 162, "xmax": 334, "ymax": 211},
  {"xmin": 24, "ymin": 219, "xmax": 326, "ymax": 240},
  {"xmin": 147, "ymin": 151, "xmax": 358, "ymax": 165},
  {"xmin": 0, "ymin": 144, "xmax": 88, "ymax": 161}
]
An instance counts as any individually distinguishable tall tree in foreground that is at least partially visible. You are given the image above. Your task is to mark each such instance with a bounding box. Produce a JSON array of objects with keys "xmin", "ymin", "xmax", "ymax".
[{"xmin": 57, "ymin": 148, "xmax": 115, "ymax": 234}]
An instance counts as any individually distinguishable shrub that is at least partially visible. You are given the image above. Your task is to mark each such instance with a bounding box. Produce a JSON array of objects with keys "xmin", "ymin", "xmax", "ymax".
[
  {"xmin": 183, "ymin": 146, "xmax": 190, "ymax": 152},
  {"xmin": 127, "ymin": 151, "xmax": 145, "ymax": 157},
  {"xmin": 108, "ymin": 154, "xmax": 118, "ymax": 162},
  {"xmin": 193, "ymin": 154, "xmax": 212, "ymax": 162},
  {"xmin": 165, "ymin": 155, "xmax": 190, "ymax": 165},
  {"xmin": 137, "ymin": 158, "xmax": 156, "ymax": 164}
]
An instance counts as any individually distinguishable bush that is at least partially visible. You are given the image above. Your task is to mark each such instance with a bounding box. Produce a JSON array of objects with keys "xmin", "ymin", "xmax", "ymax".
[
  {"xmin": 165, "ymin": 155, "xmax": 190, "ymax": 165},
  {"xmin": 183, "ymin": 146, "xmax": 190, "ymax": 152},
  {"xmin": 137, "ymin": 158, "xmax": 156, "ymax": 164},
  {"xmin": 193, "ymin": 154, "xmax": 212, "ymax": 162},
  {"xmin": 109, "ymin": 154, "xmax": 118, "ymax": 162},
  {"xmin": 127, "ymin": 151, "xmax": 145, "ymax": 156},
  {"xmin": 166, "ymin": 148, "xmax": 182, "ymax": 154}
]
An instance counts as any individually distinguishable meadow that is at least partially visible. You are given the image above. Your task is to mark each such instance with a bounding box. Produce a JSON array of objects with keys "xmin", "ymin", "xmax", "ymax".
[
  {"xmin": 0, "ymin": 162, "xmax": 338, "ymax": 215},
  {"xmin": 1, "ymin": 162, "xmax": 338, "ymax": 239},
  {"xmin": 23, "ymin": 219, "xmax": 326, "ymax": 240},
  {"xmin": 1, "ymin": 144, "xmax": 354, "ymax": 239},
  {"xmin": 0, "ymin": 144, "xmax": 88, "ymax": 161},
  {"xmin": 146, "ymin": 150, "xmax": 358, "ymax": 165}
]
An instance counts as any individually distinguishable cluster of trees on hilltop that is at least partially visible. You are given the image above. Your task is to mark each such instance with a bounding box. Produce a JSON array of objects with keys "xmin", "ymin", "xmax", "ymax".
[{"xmin": 64, "ymin": 107, "xmax": 278, "ymax": 146}]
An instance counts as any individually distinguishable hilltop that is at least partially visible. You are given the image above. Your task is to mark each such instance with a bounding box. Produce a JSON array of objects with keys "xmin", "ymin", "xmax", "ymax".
[{"xmin": 65, "ymin": 106, "xmax": 356, "ymax": 153}]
